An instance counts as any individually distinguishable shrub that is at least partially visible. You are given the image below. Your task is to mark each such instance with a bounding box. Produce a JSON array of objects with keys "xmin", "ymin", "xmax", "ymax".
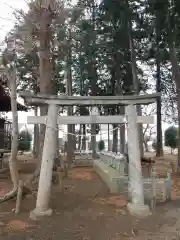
[
  {"xmin": 164, "ymin": 126, "xmax": 177, "ymax": 153},
  {"xmin": 98, "ymin": 140, "xmax": 105, "ymax": 151}
]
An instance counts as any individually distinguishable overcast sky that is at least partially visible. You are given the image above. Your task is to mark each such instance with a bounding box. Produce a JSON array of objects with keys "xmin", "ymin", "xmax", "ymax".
[{"xmin": 0, "ymin": 0, "xmax": 28, "ymax": 41}]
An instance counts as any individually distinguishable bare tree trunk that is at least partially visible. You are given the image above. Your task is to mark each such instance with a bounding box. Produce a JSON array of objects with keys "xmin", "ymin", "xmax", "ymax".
[
  {"xmin": 112, "ymin": 124, "xmax": 118, "ymax": 153},
  {"xmin": 144, "ymin": 141, "xmax": 149, "ymax": 152},
  {"xmin": 39, "ymin": 108, "xmax": 47, "ymax": 160},
  {"xmin": 119, "ymin": 116, "xmax": 126, "ymax": 154},
  {"xmin": 33, "ymin": 107, "xmax": 39, "ymax": 159},
  {"xmin": 167, "ymin": 12, "xmax": 180, "ymax": 168},
  {"xmin": 78, "ymin": 125, "xmax": 82, "ymax": 150},
  {"xmin": 82, "ymin": 124, "xmax": 86, "ymax": 150},
  {"xmin": 25, "ymin": 5, "xmax": 54, "ymax": 188},
  {"xmin": 67, "ymin": 117, "xmax": 74, "ymax": 165},
  {"xmin": 118, "ymin": 102, "xmax": 125, "ymax": 154},
  {"xmin": 155, "ymin": 15, "xmax": 163, "ymax": 157},
  {"xmin": 8, "ymin": 66, "xmax": 20, "ymax": 188},
  {"xmin": 73, "ymin": 124, "xmax": 76, "ymax": 151},
  {"xmin": 108, "ymin": 124, "xmax": 110, "ymax": 151},
  {"xmin": 91, "ymin": 124, "xmax": 97, "ymax": 158},
  {"xmin": 66, "ymin": 31, "xmax": 74, "ymax": 165},
  {"xmin": 126, "ymin": 4, "xmax": 144, "ymax": 157},
  {"xmin": 39, "ymin": 6, "xmax": 53, "ymax": 161},
  {"xmin": 115, "ymin": 52, "xmax": 125, "ymax": 154},
  {"xmin": 136, "ymin": 106, "xmax": 144, "ymax": 157},
  {"xmin": 168, "ymin": 44, "xmax": 180, "ymax": 167},
  {"xmin": 90, "ymin": 0, "xmax": 97, "ymax": 159},
  {"xmin": 156, "ymin": 60, "xmax": 163, "ymax": 157},
  {"xmin": 55, "ymin": 124, "xmax": 59, "ymax": 158}
]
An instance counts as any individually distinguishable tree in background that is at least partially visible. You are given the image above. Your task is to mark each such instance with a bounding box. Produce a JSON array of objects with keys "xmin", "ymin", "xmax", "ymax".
[
  {"xmin": 0, "ymin": 35, "xmax": 20, "ymax": 194},
  {"xmin": 1, "ymin": 0, "xmax": 180, "ymax": 168},
  {"xmin": 142, "ymin": 106, "xmax": 156, "ymax": 152},
  {"xmin": 165, "ymin": 126, "xmax": 178, "ymax": 154},
  {"xmin": 18, "ymin": 130, "xmax": 32, "ymax": 152},
  {"xmin": 152, "ymin": 139, "xmax": 157, "ymax": 152},
  {"xmin": 98, "ymin": 140, "xmax": 105, "ymax": 152}
]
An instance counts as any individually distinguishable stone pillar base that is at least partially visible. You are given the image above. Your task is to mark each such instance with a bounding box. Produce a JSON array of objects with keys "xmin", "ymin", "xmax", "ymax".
[
  {"xmin": 127, "ymin": 203, "xmax": 151, "ymax": 217},
  {"xmin": 29, "ymin": 208, "xmax": 53, "ymax": 221}
]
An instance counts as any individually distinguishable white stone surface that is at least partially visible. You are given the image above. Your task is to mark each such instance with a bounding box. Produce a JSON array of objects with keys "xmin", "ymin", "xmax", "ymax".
[
  {"xmin": 98, "ymin": 151, "xmax": 126, "ymax": 191},
  {"xmin": 32, "ymin": 104, "xmax": 58, "ymax": 215},
  {"xmin": 27, "ymin": 115, "xmax": 154, "ymax": 125},
  {"xmin": 30, "ymin": 208, "xmax": 53, "ymax": 220},
  {"xmin": 126, "ymin": 105, "xmax": 144, "ymax": 206},
  {"xmin": 127, "ymin": 203, "xmax": 151, "ymax": 217}
]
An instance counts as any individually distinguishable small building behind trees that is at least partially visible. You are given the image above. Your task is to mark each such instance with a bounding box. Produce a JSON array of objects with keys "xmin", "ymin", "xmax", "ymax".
[{"xmin": 0, "ymin": 84, "xmax": 27, "ymax": 156}]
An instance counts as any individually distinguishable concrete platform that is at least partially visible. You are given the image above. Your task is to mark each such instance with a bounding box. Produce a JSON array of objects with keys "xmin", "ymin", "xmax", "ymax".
[{"xmin": 93, "ymin": 159, "xmax": 125, "ymax": 194}]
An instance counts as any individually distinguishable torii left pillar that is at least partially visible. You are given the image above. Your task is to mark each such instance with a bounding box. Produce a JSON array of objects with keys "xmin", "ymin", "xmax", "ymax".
[{"xmin": 30, "ymin": 104, "xmax": 58, "ymax": 220}]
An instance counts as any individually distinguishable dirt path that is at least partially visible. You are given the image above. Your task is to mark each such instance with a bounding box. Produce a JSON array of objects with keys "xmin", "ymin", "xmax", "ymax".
[
  {"xmin": 0, "ymin": 167, "xmax": 179, "ymax": 239},
  {"xmin": 135, "ymin": 203, "xmax": 180, "ymax": 240}
]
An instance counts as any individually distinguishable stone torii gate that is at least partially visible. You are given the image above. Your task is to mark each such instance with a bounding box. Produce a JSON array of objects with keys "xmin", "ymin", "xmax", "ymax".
[{"xmin": 20, "ymin": 93, "xmax": 160, "ymax": 219}]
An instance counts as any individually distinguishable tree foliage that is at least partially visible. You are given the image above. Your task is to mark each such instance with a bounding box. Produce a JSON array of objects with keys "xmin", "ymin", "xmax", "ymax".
[
  {"xmin": 18, "ymin": 130, "xmax": 32, "ymax": 152},
  {"xmin": 165, "ymin": 126, "xmax": 178, "ymax": 150},
  {"xmin": 1, "ymin": 0, "xmax": 180, "ymax": 159}
]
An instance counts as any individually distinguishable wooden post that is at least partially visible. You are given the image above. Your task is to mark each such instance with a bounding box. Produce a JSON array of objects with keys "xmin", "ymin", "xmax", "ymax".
[
  {"xmin": 126, "ymin": 105, "xmax": 151, "ymax": 216},
  {"xmin": 30, "ymin": 104, "xmax": 58, "ymax": 220}
]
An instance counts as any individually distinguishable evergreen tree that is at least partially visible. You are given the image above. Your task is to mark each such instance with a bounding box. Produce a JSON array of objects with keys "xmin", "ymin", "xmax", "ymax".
[
  {"xmin": 165, "ymin": 126, "xmax": 178, "ymax": 154},
  {"xmin": 18, "ymin": 130, "xmax": 32, "ymax": 152}
]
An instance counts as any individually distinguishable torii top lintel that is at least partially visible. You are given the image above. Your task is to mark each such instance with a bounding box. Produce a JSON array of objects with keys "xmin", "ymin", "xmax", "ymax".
[{"xmin": 19, "ymin": 92, "xmax": 161, "ymax": 106}]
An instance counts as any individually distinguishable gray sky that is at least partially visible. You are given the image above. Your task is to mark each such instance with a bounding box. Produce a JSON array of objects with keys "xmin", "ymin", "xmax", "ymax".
[{"xmin": 0, "ymin": 0, "xmax": 28, "ymax": 41}]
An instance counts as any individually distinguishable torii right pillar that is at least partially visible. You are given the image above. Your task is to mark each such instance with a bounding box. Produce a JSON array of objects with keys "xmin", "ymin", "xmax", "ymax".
[{"xmin": 126, "ymin": 105, "xmax": 151, "ymax": 216}]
